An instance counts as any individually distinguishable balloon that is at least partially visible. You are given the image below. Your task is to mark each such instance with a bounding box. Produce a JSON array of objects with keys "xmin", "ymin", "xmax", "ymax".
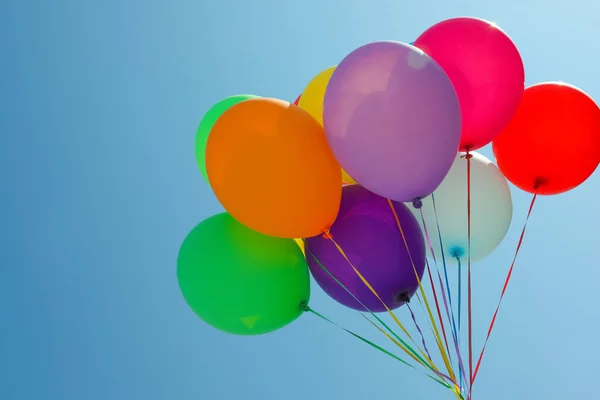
[
  {"xmin": 305, "ymin": 185, "xmax": 426, "ymax": 312},
  {"xmin": 296, "ymin": 70, "xmax": 357, "ymax": 185},
  {"xmin": 293, "ymin": 95, "xmax": 300, "ymax": 105},
  {"xmin": 294, "ymin": 238, "xmax": 305, "ymax": 255},
  {"xmin": 298, "ymin": 66, "xmax": 336, "ymax": 125},
  {"xmin": 414, "ymin": 17, "xmax": 524, "ymax": 151},
  {"xmin": 323, "ymin": 41, "xmax": 462, "ymax": 202},
  {"xmin": 341, "ymin": 170, "xmax": 357, "ymax": 185},
  {"xmin": 177, "ymin": 213, "xmax": 311, "ymax": 335},
  {"xmin": 411, "ymin": 152, "xmax": 513, "ymax": 264},
  {"xmin": 206, "ymin": 98, "xmax": 342, "ymax": 238},
  {"xmin": 493, "ymin": 82, "xmax": 600, "ymax": 195},
  {"xmin": 195, "ymin": 95, "xmax": 259, "ymax": 183}
]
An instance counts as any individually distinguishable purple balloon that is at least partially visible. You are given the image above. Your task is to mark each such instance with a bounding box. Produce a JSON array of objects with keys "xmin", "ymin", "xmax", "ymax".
[
  {"xmin": 305, "ymin": 185, "xmax": 426, "ymax": 312},
  {"xmin": 323, "ymin": 41, "xmax": 462, "ymax": 202}
]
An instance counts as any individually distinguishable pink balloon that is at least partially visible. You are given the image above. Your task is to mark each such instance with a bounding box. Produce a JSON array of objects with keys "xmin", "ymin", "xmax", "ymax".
[{"xmin": 415, "ymin": 17, "xmax": 524, "ymax": 151}]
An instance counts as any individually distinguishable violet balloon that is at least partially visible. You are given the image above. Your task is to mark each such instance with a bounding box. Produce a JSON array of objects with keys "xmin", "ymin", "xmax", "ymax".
[
  {"xmin": 305, "ymin": 185, "xmax": 426, "ymax": 312},
  {"xmin": 323, "ymin": 41, "xmax": 461, "ymax": 203},
  {"xmin": 414, "ymin": 17, "xmax": 525, "ymax": 151}
]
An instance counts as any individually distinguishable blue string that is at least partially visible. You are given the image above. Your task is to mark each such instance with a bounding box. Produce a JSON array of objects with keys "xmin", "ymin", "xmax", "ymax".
[
  {"xmin": 431, "ymin": 192, "xmax": 467, "ymax": 391},
  {"xmin": 456, "ymin": 255, "xmax": 463, "ymax": 391},
  {"xmin": 456, "ymin": 256, "xmax": 462, "ymax": 334},
  {"xmin": 431, "ymin": 193, "xmax": 459, "ymax": 341}
]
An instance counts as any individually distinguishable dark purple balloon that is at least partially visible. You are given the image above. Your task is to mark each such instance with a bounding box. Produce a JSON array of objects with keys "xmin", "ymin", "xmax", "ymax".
[{"xmin": 305, "ymin": 185, "xmax": 426, "ymax": 312}]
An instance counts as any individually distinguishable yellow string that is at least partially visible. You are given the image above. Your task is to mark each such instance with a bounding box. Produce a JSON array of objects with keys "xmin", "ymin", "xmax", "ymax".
[
  {"xmin": 386, "ymin": 199, "xmax": 457, "ymax": 383},
  {"xmin": 361, "ymin": 314, "xmax": 463, "ymax": 400},
  {"xmin": 357, "ymin": 313, "xmax": 428, "ymax": 368},
  {"xmin": 327, "ymin": 236, "xmax": 446, "ymax": 380},
  {"xmin": 308, "ymin": 241, "xmax": 434, "ymax": 371}
]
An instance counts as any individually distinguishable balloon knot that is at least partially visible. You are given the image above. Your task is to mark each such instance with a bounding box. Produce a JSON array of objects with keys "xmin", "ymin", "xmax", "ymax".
[
  {"xmin": 461, "ymin": 148, "xmax": 473, "ymax": 159},
  {"xmin": 533, "ymin": 177, "xmax": 547, "ymax": 190},
  {"xmin": 397, "ymin": 292, "xmax": 411, "ymax": 304},
  {"xmin": 450, "ymin": 247, "xmax": 464, "ymax": 258},
  {"xmin": 299, "ymin": 301, "xmax": 310, "ymax": 312},
  {"xmin": 412, "ymin": 198, "xmax": 423, "ymax": 209},
  {"xmin": 322, "ymin": 229, "xmax": 333, "ymax": 240}
]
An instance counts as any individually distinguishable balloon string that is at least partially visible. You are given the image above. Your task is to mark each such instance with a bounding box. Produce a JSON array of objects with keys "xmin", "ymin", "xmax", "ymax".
[
  {"xmin": 322, "ymin": 235, "xmax": 450, "ymax": 378},
  {"xmin": 406, "ymin": 302, "xmax": 435, "ymax": 364},
  {"xmin": 412, "ymin": 293, "xmax": 439, "ymax": 364},
  {"xmin": 322, "ymin": 235, "xmax": 459, "ymax": 387},
  {"xmin": 418, "ymin": 210, "xmax": 454, "ymax": 361},
  {"xmin": 305, "ymin": 245, "xmax": 434, "ymax": 370},
  {"xmin": 464, "ymin": 150, "xmax": 473, "ymax": 399},
  {"xmin": 419, "ymin": 207, "xmax": 439, "ymax": 265},
  {"xmin": 457, "ymin": 257, "xmax": 462, "ymax": 335},
  {"xmin": 303, "ymin": 305, "xmax": 414, "ymax": 368},
  {"xmin": 431, "ymin": 194, "xmax": 460, "ymax": 341},
  {"xmin": 362, "ymin": 311, "xmax": 457, "ymax": 390},
  {"xmin": 455, "ymin": 256, "xmax": 465, "ymax": 391},
  {"xmin": 424, "ymin": 259, "xmax": 454, "ymax": 364},
  {"xmin": 387, "ymin": 199, "xmax": 457, "ymax": 384},
  {"xmin": 303, "ymin": 304, "xmax": 459, "ymax": 393},
  {"xmin": 419, "ymin": 207, "xmax": 467, "ymax": 396},
  {"xmin": 413, "ymin": 292, "xmax": 461, "ymax": 400},
  {"xmin": 471, "ymin": 192, "xmax": 538, "ymax": 387},
  {"xmin": 414, "ymin": 293, "xmax": 437, "ymax": 345},
  {"xmin": 357, "ymin": 314, "xmax": 464, "ymax": 400},
  {"xmin": 357, "ymin": 306, "xmax": 461, "ymax": 400},
  {"xmin": 357, "ymin": 312, "xmax": 430, "ymax": 368},
  {"xmin": 431, "ymin": 192, "xmax": 466, "ymax": 389},
  {"xmin": 325, "ymin": 237, "xmax": 414, "ymax": 341},
  {"xmin": 436, "ymin": 257, "xmax": 468, "ymax": 393}
]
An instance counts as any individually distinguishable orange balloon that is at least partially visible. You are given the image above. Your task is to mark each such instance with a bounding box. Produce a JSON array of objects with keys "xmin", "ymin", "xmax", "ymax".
[{"xmin": 206, "ymin": 98, "xmax": 342, "ymax": 238}]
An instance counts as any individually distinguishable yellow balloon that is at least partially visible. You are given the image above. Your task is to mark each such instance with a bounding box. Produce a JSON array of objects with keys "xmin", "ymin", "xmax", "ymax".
[
  {"xmin": 341, "ymin": 170, "xmax": 357, "ymax": 185},
  {"xmin": 297, "ymin": 66, "xmax": 355, "ymax": 185},
  {"xmin": 298, "ymin": 66, "xmax": 336, "ymax": 125},
  {"xmin": 294, "ymin": 238, "xmax": 305, "ymax": 255}
]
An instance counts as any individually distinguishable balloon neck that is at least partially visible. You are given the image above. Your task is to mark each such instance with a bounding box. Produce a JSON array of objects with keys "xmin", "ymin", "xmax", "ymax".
[
  {"xmin": 412, "ymin": 198, "xmax": 423, "ymax": 209},
  {"xmin": 533, "ymin": 177, "xmax": 547, "ymax": 190},
  {"xmin": 322, "ymin": 229, "xmax": 333, "ymax": 240},
  {"xmin": 299, "ymin": 301, "xmax": 310, "ymax": 312},
  {"xmin": 397, "ymin": 292, "xmax": 411, "ymax": 304},
  {"xmin": 450, "ymin": 247, "xmax": 464, "ymax": 259}
]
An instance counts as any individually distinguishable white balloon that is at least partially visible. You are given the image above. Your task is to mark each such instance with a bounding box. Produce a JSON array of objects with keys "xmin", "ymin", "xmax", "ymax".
[{"xmin": 408, "ymin": 152, "xmax": 512, "ymax": 264}]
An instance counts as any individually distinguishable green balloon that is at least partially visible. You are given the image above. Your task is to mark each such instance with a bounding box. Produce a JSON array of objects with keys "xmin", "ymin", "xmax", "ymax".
[
  {"xmin": 177, "ymin": 212, "xmax": 310, "ymax": 335},
  {"xmin": 195, "ymin": 94, "xmax": 259, "ymax": 183}
]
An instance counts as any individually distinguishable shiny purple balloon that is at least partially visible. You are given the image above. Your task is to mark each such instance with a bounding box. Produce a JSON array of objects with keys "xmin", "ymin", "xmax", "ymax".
[
  {"xmin": 305, "ymin": 185, "xmax": 426, "ymax": 312},
  {"xmin": 323, "ymin": 41, "xmax": 462, "ymax": 202}
]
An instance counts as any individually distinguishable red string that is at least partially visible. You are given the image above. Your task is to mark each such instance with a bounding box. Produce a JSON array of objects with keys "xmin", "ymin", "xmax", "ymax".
[
  {"xmin": 466, "ymin": 151, "xmax": 473, "ymax": 398},
  {"xmin": 471, "ymin": 192, "xmax": 537, "ymax": 385}
]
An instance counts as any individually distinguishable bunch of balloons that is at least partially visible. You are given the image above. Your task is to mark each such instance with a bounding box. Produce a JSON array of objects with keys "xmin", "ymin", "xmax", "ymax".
[{"xmin": 179, "ymin": 16, "xmax": 600, "ymax": 399}]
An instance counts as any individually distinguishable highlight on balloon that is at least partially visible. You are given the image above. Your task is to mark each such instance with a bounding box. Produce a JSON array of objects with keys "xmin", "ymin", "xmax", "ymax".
[{"xmin": 185, "ymin": 16, "xmax": 600, "ymax": 400}]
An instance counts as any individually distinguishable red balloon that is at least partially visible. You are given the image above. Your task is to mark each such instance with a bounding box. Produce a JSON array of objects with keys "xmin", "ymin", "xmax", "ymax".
[{"xmin": 492, "ymin": 82, "xmax": 600, "ymax": 195}]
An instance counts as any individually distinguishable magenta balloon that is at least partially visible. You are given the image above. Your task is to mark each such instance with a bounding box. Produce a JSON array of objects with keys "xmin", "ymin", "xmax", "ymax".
[
  {"xmin": 414, "ymin": 17, "xmax": 525, "ymax": 151},
  {"xmin": 323, "ymin": 41, "xmax": 461, "ymax": 203}
]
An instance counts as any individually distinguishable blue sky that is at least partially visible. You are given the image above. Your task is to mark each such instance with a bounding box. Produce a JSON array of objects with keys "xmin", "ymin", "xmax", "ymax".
[{"xmin": 1, "ymin": 0, "xmax": 599, "ymax": 399}]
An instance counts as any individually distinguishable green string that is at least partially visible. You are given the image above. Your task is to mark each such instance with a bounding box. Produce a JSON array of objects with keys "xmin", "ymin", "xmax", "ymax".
[
  {"xmin": 307, "ymin": 248, "xmax": 433, "ymax": 370},
  {"xmin": 304, "ymin": 304, "xmax": 452, "ymax": 390}
]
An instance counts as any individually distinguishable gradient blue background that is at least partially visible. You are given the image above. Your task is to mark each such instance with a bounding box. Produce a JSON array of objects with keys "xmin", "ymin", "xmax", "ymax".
[{"xmin": 2, "ymin": 0, "xmax": 599, "ymax": 399}]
